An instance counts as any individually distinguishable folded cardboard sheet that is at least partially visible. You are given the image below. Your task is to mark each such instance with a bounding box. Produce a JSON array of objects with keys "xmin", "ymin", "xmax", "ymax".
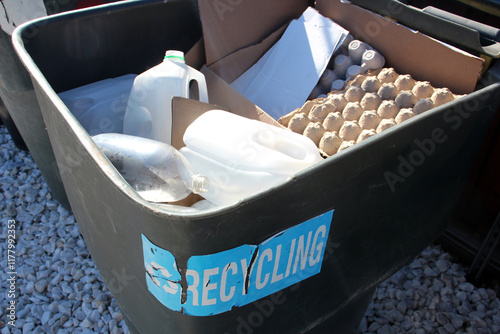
[
  {"xmin": 315, "ymin": 0, "xmax": 483, "ymax": 94},
  {"xmin": 230, "ymin": 8, "xmax": 348, "ymax": 120},
  {"xmin": 199, "ymin": 0, "xmax": 483, "ymax": 97},
  {"xmin": 198, "ymin": 0, "xmax": 309, "ymax": 65},
  {"xmin": 171, "ymin": 66, "xmax": 283, "ymax": 150},
  {"xmin": 177, "ymin": 0, "xmax": 485, "ymax": 151}
]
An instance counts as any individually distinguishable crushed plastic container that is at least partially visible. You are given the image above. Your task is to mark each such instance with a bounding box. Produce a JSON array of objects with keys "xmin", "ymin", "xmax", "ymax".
[
  {"xmin": 180, "ymin": 110, "xmax": 323, "ymax": 205},
  {"xmin": 59, "ymin": 74, "xmax": 136, "ymax": 135},
  {"xmin": 0, "ymin": 0, "xmax": 123, "ymax": 209}
]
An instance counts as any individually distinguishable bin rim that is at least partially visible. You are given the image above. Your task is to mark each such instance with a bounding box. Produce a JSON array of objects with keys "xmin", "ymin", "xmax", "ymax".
[{"xmin": 10, "ymin": 0, "xmax": 500, "ymax": 220}]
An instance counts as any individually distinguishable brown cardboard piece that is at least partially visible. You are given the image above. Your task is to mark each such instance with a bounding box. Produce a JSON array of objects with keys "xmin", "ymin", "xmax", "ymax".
[
  {"xmin": 184, "ymin": 38, "xmax": 206, "ymax": 70},
  {"xmin": 178, "ymin": 0, "xmax": 484, "ymax": 150},
  {"xmin": 208, "ymin": 24, "xmax": 287, "ymax": 84},
  {"xmin": 200, "ymin": 66, "xmax": 283, "ymax": 128},
  {"xmin": 198, "ymin": 0, "xmax": 483, "ymax": 96},
  {"xmin": 171, "ymin": 97, "xmax": 230, "ymax": 150},
  {"xmin": 170, "ymin": 66, "xmax": 284, "ymax": 150},
  {"xmin": 316, "ymin": 0, "xmax": 483, "ymax": 94},
  {"xmin": 198, "ymin": 0, "xmax": 309, "ymax": 66}
]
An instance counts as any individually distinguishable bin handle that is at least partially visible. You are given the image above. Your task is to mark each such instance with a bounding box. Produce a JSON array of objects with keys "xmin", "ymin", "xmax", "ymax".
[
  {"xmin": 348, "ymin": 0, "xmax": 500, "ymax": 58},
  {"xmin": 422, "ymin": 6, "xmax": 500, "ymax": 43}
]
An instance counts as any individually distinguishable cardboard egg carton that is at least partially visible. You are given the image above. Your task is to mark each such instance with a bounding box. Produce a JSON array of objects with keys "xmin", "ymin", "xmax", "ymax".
[{"xmin": 278, "ymin": 67, "xmax": 463, "ymax": 157}]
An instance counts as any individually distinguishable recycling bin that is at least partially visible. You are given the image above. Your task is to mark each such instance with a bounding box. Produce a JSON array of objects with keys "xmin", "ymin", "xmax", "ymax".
[{"xmin": 11, "ymin": 0, "xmax": 500, "ymax": 333}]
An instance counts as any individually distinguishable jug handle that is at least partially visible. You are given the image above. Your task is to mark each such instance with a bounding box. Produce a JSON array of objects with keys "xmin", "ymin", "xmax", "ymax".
[{"xmin": 187, "ymin": 69, "xmax": 209, "ymax": 103}]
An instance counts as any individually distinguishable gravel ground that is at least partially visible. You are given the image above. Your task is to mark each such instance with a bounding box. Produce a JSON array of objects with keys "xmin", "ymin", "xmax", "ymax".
[{"xmin": 1, "ymin": 125, "xmax": 499, "ymax": 333}]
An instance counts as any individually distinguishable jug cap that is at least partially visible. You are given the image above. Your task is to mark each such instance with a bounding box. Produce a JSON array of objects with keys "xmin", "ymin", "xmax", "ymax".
[{"xmin": 164, "ymin": 50, "xmax": 185, "ymax": 62}]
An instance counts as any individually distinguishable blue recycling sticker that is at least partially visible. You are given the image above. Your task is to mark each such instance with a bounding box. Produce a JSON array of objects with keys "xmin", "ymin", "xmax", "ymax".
[{"xmin": 142, "ymin": 210, "xmax": 334, "ymax": 316}]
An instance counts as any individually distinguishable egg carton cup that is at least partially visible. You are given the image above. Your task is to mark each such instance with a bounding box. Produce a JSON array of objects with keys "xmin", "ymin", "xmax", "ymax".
[{"xmin": 279, "ymin": 67, "xmax": 464, "ymax": 157}]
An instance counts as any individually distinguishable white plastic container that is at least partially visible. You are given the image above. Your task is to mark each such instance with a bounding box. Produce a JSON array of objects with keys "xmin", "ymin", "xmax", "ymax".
[
  {"xmin": 179, "ymin": 110, "xmax": 323, "ymax": 205},
  {"xmin": 58, "ymin": 74, "xmax": 137, "ymax": 135},
  {"xmin": 123, "ymin": 50, "xmax": 208, "ymax": 145}
]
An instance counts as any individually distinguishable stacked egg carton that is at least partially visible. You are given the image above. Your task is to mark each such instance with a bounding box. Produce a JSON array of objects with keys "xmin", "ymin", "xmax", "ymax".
[
  {"xmin": 309, "ymin": 35, "xmax": 386, "ymax": 100},
  {"xmin": 279, "ymin": 67, "xmax": 462, "ymax": 157}
]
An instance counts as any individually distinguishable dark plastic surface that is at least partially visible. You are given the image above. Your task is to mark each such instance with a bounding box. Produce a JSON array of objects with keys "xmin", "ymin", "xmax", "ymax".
[
  {"xmin": 0, "ymin": 95, "xmax": 27, "ymax": 150},
  {"xmin": 422, "ymin": 6, "xmax": 500, "ymax": 41},
  {"xmin": 11, "ymin": 0, "xmax": 500, "ymax": 333},
  {"xmin": 350, "ymin": 0, "xmax": 500, "ymax": 57},
  {"xmin": 0, "ymin": 28, "xmax": 69, "ymax": 207},
  {"xmin": 0, "ymin": 0, "xmax": 124, "ymax": 207}
]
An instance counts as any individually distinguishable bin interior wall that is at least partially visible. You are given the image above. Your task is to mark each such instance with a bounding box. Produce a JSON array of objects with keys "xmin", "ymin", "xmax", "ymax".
[
  {"xmin": 12, "ymin": 0, "xmax": 500, "ymax": 333},
  {"xmin": 21, "ymin": 0, "xmax": 202, "ymax": 93}
]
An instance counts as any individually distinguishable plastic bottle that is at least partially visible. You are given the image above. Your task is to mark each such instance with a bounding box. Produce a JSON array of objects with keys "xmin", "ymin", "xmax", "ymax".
[
  {"xmin": 123, "ymin": 50, "xmax": 209, "ymax": 145},
  {"xmin": 92, "ymin": 133, "xmax": 209, "ymax": 203},
  {"xmin": 179, "ymin": 110, "xmax": 323, "ymax": 205}
]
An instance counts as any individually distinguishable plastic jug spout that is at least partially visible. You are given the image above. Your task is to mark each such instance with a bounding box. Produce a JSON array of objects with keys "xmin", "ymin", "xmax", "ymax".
[
  {"xmin": 164, "ymin": 50, "xmax": 185, "ymax": 63},
  {"xmin": 191, "ymin": 174, "xmax": 210, "ymax": 194}
]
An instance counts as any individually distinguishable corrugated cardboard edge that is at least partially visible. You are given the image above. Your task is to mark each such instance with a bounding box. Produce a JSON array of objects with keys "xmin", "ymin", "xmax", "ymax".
[
  {"xmin": 171, "ymin": 67, "xmax": 284, "ymax": 147},
  {"xmin": 184, "ymin": 38, "xmax": 206, "ymax": 70},
  {"xmin": 208, "ymin": 24, "xmax": 288, "ymax": 84},
  {"xmin": 201, "ymin": 66, "xmax": 284, "ymax": 128},
  {"xmin": 171, "ymin": 97, "xmax": 231, "ymax": 150},
  {"xmin": 316, "ymin": 0, "xmax": 483, "ymax": 94},
  {"xmin": 198, "ymin": 0, "xmax": 309, "ymax": 65}
]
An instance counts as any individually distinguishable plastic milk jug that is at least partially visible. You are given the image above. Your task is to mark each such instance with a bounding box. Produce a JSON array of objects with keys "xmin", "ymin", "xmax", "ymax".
[
  {"xmin": 179, "ymin": 110, "xmax": 323, "ymax": 206},
  {"xmin": 123, "ymin": 50, "xmax": 209, "ymax": 145}
]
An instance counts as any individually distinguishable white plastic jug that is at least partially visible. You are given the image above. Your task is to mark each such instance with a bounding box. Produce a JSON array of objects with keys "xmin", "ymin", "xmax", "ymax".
[
  {"xmin": 123, "ymin": 50, "xmax": 209, "ymax": 144},
  {"xmin": 58, "ymin": 74, "xmax": 137, "ymax": 135},
  {"xmin": 179, "ymin": 110, "xmax": 323, "ymax": 205}
]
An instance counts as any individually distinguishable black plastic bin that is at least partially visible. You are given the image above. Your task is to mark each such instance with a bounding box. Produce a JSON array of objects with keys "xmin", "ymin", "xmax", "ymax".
[
  {"xmin": 0, "ymin": 25, "xmax": 70, "ymax": 208},
  {"xmin": 0, "ymin": 0, "xmax": 125, "ymax": 209},
  {"xmin": 0, "ymin": 0, "xmax": 121, "ymax": 208},
  {"xmin": 11, "ymin": 0, "xmax": 500, "ymax": 333}
]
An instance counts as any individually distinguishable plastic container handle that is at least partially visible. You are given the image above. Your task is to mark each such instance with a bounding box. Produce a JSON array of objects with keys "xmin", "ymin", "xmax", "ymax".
[{"xmin": 187, "ymin": 68, "xmax": 209, "ymax": 103}]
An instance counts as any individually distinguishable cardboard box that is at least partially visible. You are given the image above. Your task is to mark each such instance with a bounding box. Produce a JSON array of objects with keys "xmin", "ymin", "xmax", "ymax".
[
  {"xmin": 171, "ymin": 0, "xmax": 487, "ymax": 190},
  {"xmin": 198, "ymin": 0, "xmax": 483, "ymax": 96},
  {"xmin": 173, "ymin": 0, "xmax": 485, "ymax": 158}
]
